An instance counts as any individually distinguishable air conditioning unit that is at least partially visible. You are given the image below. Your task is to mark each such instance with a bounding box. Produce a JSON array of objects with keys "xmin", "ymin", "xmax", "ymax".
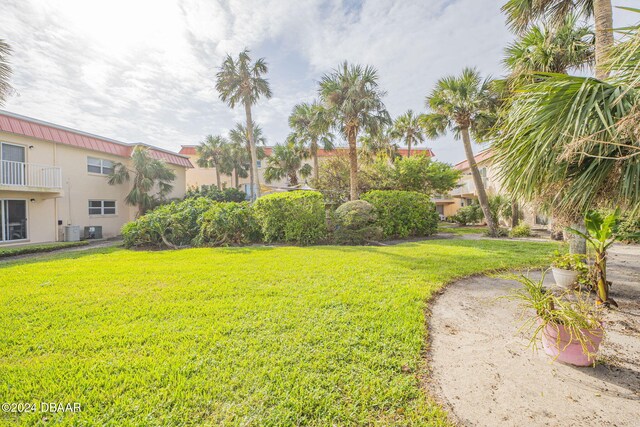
[
  {"xmin": 64, "ymin": 226, "xmax": 81, "ymax": 242},
  {"xmin": 84, "ymin": 226, "xmax": 103, "ymax": 239}
]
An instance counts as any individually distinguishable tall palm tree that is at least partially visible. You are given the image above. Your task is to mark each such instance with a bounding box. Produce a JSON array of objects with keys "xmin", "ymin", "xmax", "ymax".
[
  {"xmin": 494, "ymin": 21, "xmax": 640, "ymax": 221},
  {"xmin": 263, "ymin": 139, "xmax": 312, "ymax": 187},
  {"xmin": 196, "ymin": 135, "xmax": 227, "ymax": 190},
  {"xmin": 288, "ymin": 101, "xmax": 335, "ymax": 181},
  {"xmin": 422, "ymin": 68, "xmax": 499, "ymax": 236},
  {"xmin": 502, "ymin": 0, "xmax": 612, "ymax": 79},
  {"xmin": 215, "ymin": 49, "xmax": 272, "ymax": 200},
  {"xmin": 228, "ymin": 121, "xmax": 267, "ymax": 194},
  {"xmin": 504, "ymin": 14, "xmax": 594, "ymax": 77},
  {"xmin": 390, "ymin": 110, "xmax": 425, "ymax": 157},
  {"xmin": 108, "ymin": 146, "xmax": 176, "ymax": 216},
  {"xmin": 319, "ymin": 62, "xmax": 391, "ymax": 200},
  {"xmin": 0, "ymin": 39, "xmax": 13, "ymax": 106}
]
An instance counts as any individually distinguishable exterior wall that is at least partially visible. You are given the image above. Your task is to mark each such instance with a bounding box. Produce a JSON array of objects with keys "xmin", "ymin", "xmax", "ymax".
[{"xmin": 0, "ymin": 130, "xmax": 188, "ymax": 245}]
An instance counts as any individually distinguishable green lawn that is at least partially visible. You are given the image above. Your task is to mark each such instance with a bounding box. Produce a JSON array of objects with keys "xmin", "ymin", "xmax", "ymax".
[
  {"xmin": 0, "ymin": 240, "xmax": 557, "ymax": 426},
  {"xmin": 437, "ymin": 224, "xmax": 488, "ymax": 235}
]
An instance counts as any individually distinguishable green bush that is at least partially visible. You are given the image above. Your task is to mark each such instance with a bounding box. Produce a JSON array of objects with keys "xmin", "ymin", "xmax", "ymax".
[
  {"xmin": 361, "ymin": 190, "xmax": 439, "ymax": 239},
  {"xmin": 253, "ymin": 191, "xmax": 327, "ymax": 245},
  {"xmin": 509, "ymin": 222, "xmax": 532, "ymax": 238},
  {"xmin": 185, "ymin": 185, "xmax": 246, "ymax": 202},
  {"xmin": 122, "ymin": 197, "xmax": 212, "ymax": 248},
  {"xmin": 333, "ymin": 200, "xmax": 383, "ymax": 244},
  {"xmin": 617, "ymin": 213, "xmax": 640, "ymax": 244},
  {"xmin": 196, "ymin": 202, "xmax": 260, "ymax": 246},
  {"xmin": 451, "ymin": 204, "xmax": 483, "ymax": 226}
]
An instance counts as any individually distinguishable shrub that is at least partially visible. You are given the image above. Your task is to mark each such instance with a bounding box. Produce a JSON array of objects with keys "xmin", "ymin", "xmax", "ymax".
[
  {"xmin": 617, "ymin": 212, "xmax": 640, "ymax": 244},
  {"xmin": 451, "ymin": 204, "xmax": 483, "ymax": 225},
  {"xmin": 253, "ymin": 191, "xmax": 327, "ymax": 245},
  {"xmin": 196, "ymin": 202, "xmax": 260, "ymax": 246},
  {"xmin": 122, "ymin": 197, "xmax": 212, "ymax": 248},
  {"xmin": 333, "ymin": 200, "xmax": 383, "ymax": 244},
  {"xmin": 185, "ymin": 185, "xmax": 246, "ymax": 202},
  {"xmin": 509, "ymin": 222, "xmax": 532, "ymax": 238},
  {"xmin": 361, "ymin": 190, "xmax": 439, "ymax": 239}
]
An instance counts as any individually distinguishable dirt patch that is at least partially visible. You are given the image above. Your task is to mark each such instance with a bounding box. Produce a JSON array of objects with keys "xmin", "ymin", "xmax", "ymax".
[{"xmin": 427, "ymin": 244, "xmax": 640, "ymax": 426}]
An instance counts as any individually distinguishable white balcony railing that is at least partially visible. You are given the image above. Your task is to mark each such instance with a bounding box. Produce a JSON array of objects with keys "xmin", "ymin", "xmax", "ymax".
[{"xmin": 1, "ymin": 160, "xmax": 62, "ymax": 189}]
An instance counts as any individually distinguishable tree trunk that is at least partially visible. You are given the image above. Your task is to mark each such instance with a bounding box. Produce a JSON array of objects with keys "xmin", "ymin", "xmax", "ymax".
[
  {"xmin": 234, "ymin": 168, "xmax": 238, "ymax": 189},
  {"xmin": 244, "ymin": 102, "xmax": 260, "ymax": 200},
  {"xmin": 289, "ymin": 172, "xmax": 299, "ymax": 187},
  {"xmin": 312, "ymin": 140, "xmax": 319, "ymax": 182},
  {"xmin": 407, "ymin": 139, "xmax": 412, "ymax": 158},
  {"xmin": 215, "ymin": 168, "xmax": 221, "ymax": 190},
  {"xmin": 347, "ymin": 127, "xmax": 359, "ymax": 201},
  {"xmin": 461, "ymin": 127, "xmax": 498, "ymax": 235},
  {"xmin": 511, "ymin": 201, "xmax": 519, "ymax": 228},
  {"xmin": 593, "ymin": 0, "xmax": 614, "ymax": 80},
  {"xmin": 568, "ymin": 221, "xmax": 588, "ymax": 255}
]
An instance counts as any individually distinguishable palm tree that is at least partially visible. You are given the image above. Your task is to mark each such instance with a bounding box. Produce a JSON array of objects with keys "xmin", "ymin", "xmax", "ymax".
[
  {"xmin": 422, "ymin": 68, "xmax": 500, "ymax": 236},
  {"xmin": 215, "ymin": 49, "xmax": 272, "ymax": 200},
  {"xmin": 319, "ymin": 62, "xmax": 391, "ymax": 200},
  {"xmin": 0, "ymin": 39, "xmax": 13, "ymax": 106},
  {"xmin": 228, "ymin": 121, "xmax": 267, "ymax": 193},
  {"xmin": 196, "ymin": 135, "xmax": 227, "ymax": 190},
  {"xmin": 359, "ymin": 127, "xmax": 399, "ymax": 164},
  {"xmin": 504, "ymin": 14, "xmax": 594, "ymax": 77},
  {"xmin": 108, "ymin": 146, "xmax": 176, "ymax": 216},
  {"xmin": 493, "ymin": 22, "xmax": 640, "ymax": 226},
  {"xmin": 219, "ymin": 139, "xmax": 249, "ymax": 189},
  {"xmin": 501, "ymin": 0, "xmax": 612, "ymax": 79},
  {"xmin": 390, "ymin": 110, "xmax": 426, "ymax": 157},
  {"xmin": 263, "ymin": 139, "xmax": 312, "ymax": 187},
  {"xmin": 288, "ymin": 101, "xmax": 335, "ymax": 181}
]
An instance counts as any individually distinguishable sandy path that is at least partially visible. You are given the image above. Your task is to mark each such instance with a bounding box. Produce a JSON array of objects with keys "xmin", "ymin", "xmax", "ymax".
[{"xmin": 428, "ymin": 244, "xmax": 640, "ymax": 426}]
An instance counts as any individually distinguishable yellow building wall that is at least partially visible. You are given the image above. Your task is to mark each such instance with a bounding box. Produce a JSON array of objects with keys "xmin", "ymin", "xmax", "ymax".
[{"xmin": 0, "ymin": 131, "xmax": 188, "ymax": 245}]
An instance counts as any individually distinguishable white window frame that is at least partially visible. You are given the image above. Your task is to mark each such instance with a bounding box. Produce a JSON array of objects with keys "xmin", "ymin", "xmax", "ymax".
[
  {"xmin": 88, "ymin": 200, "xmax": 117, "ymax": 216},
  {"xmin": 87, "ymin": 157, "xmax": 115, "ymax": 175},
  {"xmin": 0, "ymin": 199, "xmax": 28, "ymax": 242}
]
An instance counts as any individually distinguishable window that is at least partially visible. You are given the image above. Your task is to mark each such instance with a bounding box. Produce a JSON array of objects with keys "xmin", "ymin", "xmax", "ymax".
[
  {"xmin": 1, "ymin": 199, "xmax": 27, "ymax": 241},
  {"xmin": 87, "ymin": 157, "xmax": 115, "ymax": 175},
  {"xmin": 89, "ymin": 200, "xmax": 116, "ymax": 215},
  {"xmin": 256, "ymin": 160, "xmax": 262, "ymax": 168}
]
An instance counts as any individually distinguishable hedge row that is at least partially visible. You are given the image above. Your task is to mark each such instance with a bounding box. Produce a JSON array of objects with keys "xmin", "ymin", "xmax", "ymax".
[{"xmin": 122, "ymin": 190, "xmax": 439, "ymax": 248}]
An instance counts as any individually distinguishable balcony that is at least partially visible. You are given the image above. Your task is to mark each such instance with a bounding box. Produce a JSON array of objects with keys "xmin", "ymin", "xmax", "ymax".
[{"xmin": 0, "ymin": 160, "xmax": 63, "ymax": 193}]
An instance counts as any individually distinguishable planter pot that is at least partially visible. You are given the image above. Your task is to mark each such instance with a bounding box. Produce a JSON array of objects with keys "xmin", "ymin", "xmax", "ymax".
[
  {"xmin": 552, "ymin": 267, "xmax": 579, "ymax": 289},
  {"xmin": 541, "ymin": 322, "xmax": 604, "ymax": 366}
]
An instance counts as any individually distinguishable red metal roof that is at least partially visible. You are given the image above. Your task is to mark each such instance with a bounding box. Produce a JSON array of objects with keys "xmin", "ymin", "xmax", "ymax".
[
  {"xmin": 179, "ymin": 145, "xmax": 434, "ymax": 158},
  {"xmin": 455, "ymin": 149, "xmax": 493, "ymax": 171},
  {"xmin": 0, "ymin": 111, "xmax": 192, "ymax": 168}
]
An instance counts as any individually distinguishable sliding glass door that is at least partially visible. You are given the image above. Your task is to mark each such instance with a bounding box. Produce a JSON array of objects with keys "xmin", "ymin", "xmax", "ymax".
[{"xmin": 1, "ymin": 200, "xmax": 27, "ymax": 241}]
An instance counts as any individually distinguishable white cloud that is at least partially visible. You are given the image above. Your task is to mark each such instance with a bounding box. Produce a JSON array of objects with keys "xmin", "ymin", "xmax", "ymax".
[{"xmin": 1, "ymin": 0, "xmax": 638, "ymax": 164}]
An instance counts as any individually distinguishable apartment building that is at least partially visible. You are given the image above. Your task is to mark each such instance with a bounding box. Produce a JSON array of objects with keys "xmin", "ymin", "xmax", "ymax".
[
  {"xmin": 0, "ymin": 111, "xmax": 191, "ymax": 246},
  {"xmin": 436, "ymin": 148, "xmax": 548, "ymax": 227},
  {"xmin": 179, "ymin": 145, "xmax": 435, "ymax": 193}
]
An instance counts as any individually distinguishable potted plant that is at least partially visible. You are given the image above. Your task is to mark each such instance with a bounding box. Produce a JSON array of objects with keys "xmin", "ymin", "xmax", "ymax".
[
  {"xmin": 507, "ymin": 272, "xmax": 604, "ymax": 367},
  {"xmin": 550, "ymin": 250, "xmax": 587, "ymax": 289}
]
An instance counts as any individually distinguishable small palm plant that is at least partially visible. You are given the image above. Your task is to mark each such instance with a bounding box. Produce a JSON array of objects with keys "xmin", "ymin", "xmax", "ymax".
[
  {"xmin": 196, "ymin": 135, "xmax": 228, "ymax": 190},
  {"xmin": 567, "ymin": 209, "xmax": 639, "ymax": 307},
  {"xmin": 108, "ymin": 146, "xmax": 176, "ymax": 216},
  {"xmin": 288, "ymin": 101, "xmax": 335, "ymax": 181},
  {"xmin": 263, "ymin": 139, "xmax": 312, "ymax": 187},
  {"xmin": 390, "ymin": 110, "xmax": 425, "ymax": 158}
]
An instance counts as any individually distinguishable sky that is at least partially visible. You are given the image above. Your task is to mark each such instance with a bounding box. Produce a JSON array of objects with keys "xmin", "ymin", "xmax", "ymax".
[{"xmin": 1, "ymin": 0, "xmax": 638, "ymax": 164}]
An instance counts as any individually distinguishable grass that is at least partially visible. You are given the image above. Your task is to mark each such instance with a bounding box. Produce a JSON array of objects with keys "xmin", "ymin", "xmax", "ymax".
[
  {"xmin": 437, "ymin": 223, "xmax": 488, "ymax": 235},
  {"xmin": 0, "ymin": 239, "xmax": 558, "ymax": 426},
  {"xmin": 0, "ymin": 241, "xmax": 90, "ymax": 258}
]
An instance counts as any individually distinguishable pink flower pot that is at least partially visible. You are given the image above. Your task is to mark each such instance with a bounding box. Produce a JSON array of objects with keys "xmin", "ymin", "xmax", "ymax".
[{"xmin": 540, "ymin": 322, "xmax": 603, "ymax": 366}]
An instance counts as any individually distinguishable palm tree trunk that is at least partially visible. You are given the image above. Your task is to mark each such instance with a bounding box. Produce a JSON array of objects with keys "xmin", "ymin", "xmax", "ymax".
[
  {"xmin": 312, "ymin": 140, "xmax": 319, "ymax": 182},
  {"xmin": 289, "ymin": 172, "xmax": 299, "ymax": 187},
  {"xmin": 594, "ymin": 0, "xmax": 614, "ymax": 80},
  {"xmin": 461, "ymin": 127, "xmax": 498, "ymax": 235},
  {"xmin": 511, "ymin": 201, "xmax": 519, "ymax": 228},
  {"xmin": 215, "ymin": 168, "xmax": 221, "ymax": 190},
  {"xmin": 244, "ymin": 102, "xmax": 261, "ymax": 200},
  {"xmin": 347, "ymin": 126, "xmax": 358, "ymax": 201},
  {"xmin": 234, "ymin": 168, "xmax": 238, "ymax": 189},
  {"xmin": 407, "ymin": 139, "xmax": 412, "ymax": 157}
]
